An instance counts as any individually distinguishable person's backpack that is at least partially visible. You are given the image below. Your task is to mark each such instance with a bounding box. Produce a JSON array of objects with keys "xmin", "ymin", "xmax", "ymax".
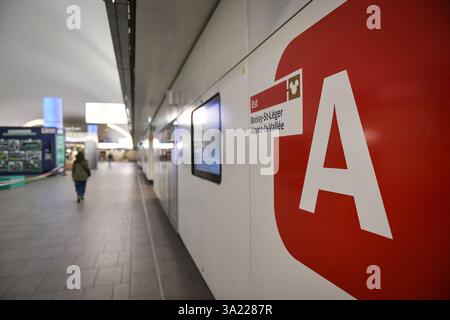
[
  {"xmin": 74, "ymin": 161, "xmax": 91, "ymax": 178},
  {"xmin": 80, "ymin": 161, "xmax": 91, "ymax": 177}
]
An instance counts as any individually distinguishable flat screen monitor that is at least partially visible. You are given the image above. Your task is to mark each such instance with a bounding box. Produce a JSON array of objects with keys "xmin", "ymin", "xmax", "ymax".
[{"xmin": 191, "ymin": 94, "xmax": 221, "ymax": 184}]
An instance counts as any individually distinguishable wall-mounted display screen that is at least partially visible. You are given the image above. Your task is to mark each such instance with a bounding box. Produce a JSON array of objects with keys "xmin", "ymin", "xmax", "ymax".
[{"xmin": 191, "ymin": 94, "xmax": 221, "ymax": 184}]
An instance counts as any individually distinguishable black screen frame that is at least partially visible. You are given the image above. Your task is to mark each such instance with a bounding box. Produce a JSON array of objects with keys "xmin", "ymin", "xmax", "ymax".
[{"xmin": 191, "ymin": 93, "xmax": 222, "ymax": 184}]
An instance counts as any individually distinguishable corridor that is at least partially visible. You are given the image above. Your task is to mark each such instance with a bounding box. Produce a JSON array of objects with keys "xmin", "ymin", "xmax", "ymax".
[{"xmin": 0, "ymin": 163, "xmax": 212, "ymax": 300}]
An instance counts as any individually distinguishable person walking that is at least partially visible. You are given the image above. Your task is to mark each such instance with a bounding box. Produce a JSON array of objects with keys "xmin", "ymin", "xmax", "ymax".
[
  {"xmin": 72, "ymin": 151, "xmax": 91, "ymax": 203},
  {"xmin": 107, "ymin": 152, "xmax": 113, "ymax": 165}
]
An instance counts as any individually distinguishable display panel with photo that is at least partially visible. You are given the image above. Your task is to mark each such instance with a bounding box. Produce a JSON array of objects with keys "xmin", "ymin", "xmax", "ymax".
[
  {"xmin": 24, "ymin": 160, "xmax": 41, "ymax": 172},
  {"xmin": 8, "ymin": 139, "xmax": 20, "ymax": 151},
  {"xmin": 0, "ymin": 151, "xmax": 8, "ymax": 161},
  {"xmin": 8, "ymin": 161, "xmax": 23, "ymax": 172},
  {"xmin": 0, "ymin": 140, "xmax": 8, "ymax": 151},
  {"xmin": 26, "ymin": 151, "xmax": 42, "ymax": 161},
  {"xmin": 21, "ymin": 140, "xmax": 42, "ymax": 151},
  {"xmin": 0, "ymin": 161, "xmax": 7, "ymax": 172},
  {"xmin": 9, "ymin": 151, "xmax": 26, "ymax": 161}
]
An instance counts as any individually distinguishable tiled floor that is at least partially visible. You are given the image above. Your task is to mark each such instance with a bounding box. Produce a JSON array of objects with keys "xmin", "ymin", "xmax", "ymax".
[{"xmin": 0, "ymin": 162, "xmax": 213, "ymax": 300}]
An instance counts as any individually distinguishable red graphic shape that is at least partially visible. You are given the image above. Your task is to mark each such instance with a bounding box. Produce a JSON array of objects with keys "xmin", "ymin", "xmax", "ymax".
[
  {"xmin": 273, "ymin": 0, "xmax": 450, "ymax": 299},
  {"xmin": 250, "ymin": 81, "xmax": 286, "ymax": 113},
  {"xmin": 324, "ymin": 110, "xmax": 347, "ymax": 169}
]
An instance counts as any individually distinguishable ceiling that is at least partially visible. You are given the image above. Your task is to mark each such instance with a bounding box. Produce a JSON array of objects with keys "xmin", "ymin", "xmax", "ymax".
[
  {"xmin": 133, "ymin": 0, "xmax": 219, "ymax": 140},
  {"xmin": 0, "ymin": 0, "xmax": 123, "ymax": 127}
]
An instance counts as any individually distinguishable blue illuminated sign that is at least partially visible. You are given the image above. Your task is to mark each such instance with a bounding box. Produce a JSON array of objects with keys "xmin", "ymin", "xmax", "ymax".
[
  {"xmin": 43, "ymin": 97, "xmax": 63, "ymax": 129},
  {"xmin": 87, "ymin": 124, "xmax": 98, "ymax": 134}
]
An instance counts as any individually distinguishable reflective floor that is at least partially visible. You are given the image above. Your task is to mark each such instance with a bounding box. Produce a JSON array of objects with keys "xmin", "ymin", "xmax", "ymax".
[{"xmin": 0, "ymin": 162, "xmax": 212, "ymax": 300}]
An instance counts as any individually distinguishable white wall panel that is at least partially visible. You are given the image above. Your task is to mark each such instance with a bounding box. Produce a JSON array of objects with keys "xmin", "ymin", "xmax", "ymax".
[
  {"xmin": 202, "ymin": 0, "xmax": 248, "ymax": 88},
  {"xmin": 172, "ymin": 39, "xmax": 206, "ymax": 108},
  {"xmin": 200, "ymin": 60, "xmax": 250, "ymax": 299},
  {"xmin": 248, "ymin": 0, "xmax": 310, "ymax": 52},
  {"xmin": 178, "ymin": 63, "xmax": 250, "ymax": 299},
  {"xmin": 178, "ymin": 155, "xmax": 206, "ymax": 275}
]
